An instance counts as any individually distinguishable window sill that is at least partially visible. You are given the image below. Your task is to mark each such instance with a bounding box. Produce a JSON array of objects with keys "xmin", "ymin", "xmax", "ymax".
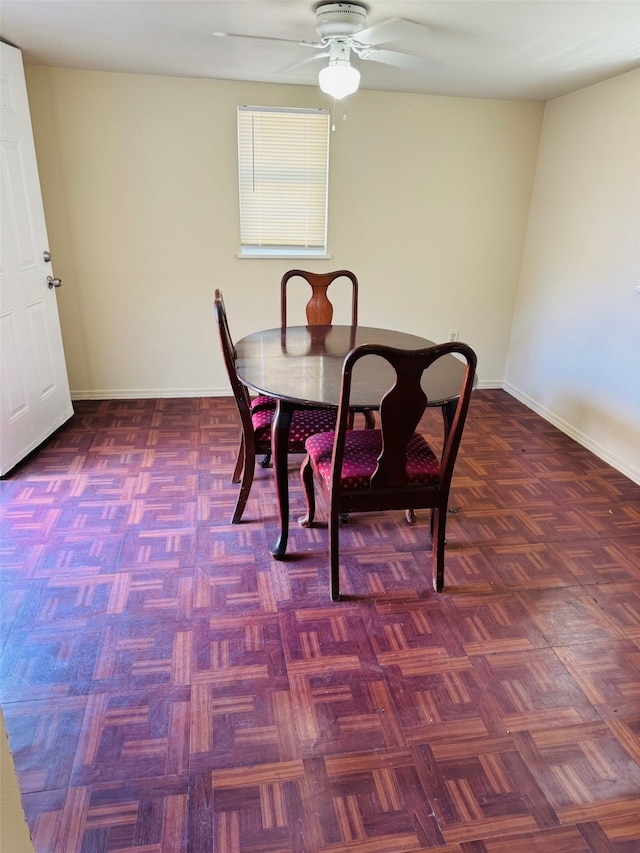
[
  {"xmin": 236, "ymin": 254, "xmax": 332, "ymax": 261},
  {"xmin": 237, "ymin": 251, "xmax": 331, "ymax": 260}
]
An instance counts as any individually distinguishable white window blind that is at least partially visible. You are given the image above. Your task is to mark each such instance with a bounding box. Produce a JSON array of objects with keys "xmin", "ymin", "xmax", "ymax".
[{"xmin": 237, "ymin": 106, "xmax": 330, "ymax": 257}]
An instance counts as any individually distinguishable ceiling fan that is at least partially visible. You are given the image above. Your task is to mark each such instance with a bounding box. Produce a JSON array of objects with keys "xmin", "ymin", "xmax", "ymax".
[{"xmin": 214, "ymin": 2, "xmax": 441, "ymax": 99}]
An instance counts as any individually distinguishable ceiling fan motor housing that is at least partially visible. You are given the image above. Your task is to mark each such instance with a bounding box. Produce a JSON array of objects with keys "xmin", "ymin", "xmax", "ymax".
[{"xmin": 315, "ymin": 3, "xmax": 367, "ymax": 39}]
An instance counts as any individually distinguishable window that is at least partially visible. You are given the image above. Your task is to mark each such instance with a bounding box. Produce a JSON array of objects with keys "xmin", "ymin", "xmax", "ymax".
[{"xmin": 237, "ymin": 106, "xmax": 330, "ymax": 258}]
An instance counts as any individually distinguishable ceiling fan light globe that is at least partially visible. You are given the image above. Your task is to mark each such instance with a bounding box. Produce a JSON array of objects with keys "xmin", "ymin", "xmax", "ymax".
[{"xmin": 318, "ymin": 61, "xmax": 360, "ymax": 99}]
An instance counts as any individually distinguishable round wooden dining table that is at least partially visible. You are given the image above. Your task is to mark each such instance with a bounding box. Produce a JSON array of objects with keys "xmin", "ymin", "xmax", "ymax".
[{"xmin": 235, "ymin": 325, "xmax": 474, "ymax": 558}]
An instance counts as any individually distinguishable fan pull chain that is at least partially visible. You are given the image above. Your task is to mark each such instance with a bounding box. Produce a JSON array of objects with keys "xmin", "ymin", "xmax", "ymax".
[{"xmin": 330, "ymin": 98, "xmax": 350, "ymax": 132}]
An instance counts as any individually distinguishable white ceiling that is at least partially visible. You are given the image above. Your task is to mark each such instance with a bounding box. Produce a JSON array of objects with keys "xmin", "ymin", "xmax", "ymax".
[{"xmin": 1, "ymin": 1, "xmax": 639, "ymax": 102}]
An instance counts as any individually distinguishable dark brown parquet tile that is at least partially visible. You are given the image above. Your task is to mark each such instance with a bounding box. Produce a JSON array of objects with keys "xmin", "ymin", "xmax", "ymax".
[
  {"xmin": 586, "ymin": 580, "xmax": 640, "ymax": 640},
  {"xmin": 476, "ymin": 542, "xmax": 579, "ymax": 589},
  {"xmin": 2, "ymin": 696, "xmax": 87, "ymax": 793},
  {"xmin": 467, "ymin": 649, "xmax": 602, "ymax": 733},
  {"xmin": 516, "ymin": 586, "xmax": 630, "ymax": 646},
  {"xmin": 555, "ymin": 537, "xmax": 640, "ymax": 585},
  {"xmin": 22, "ymin": 534, "xmax": 124, "ymax": 579},
  {"xmin": 513, "ymin": 721, "xmax": 640, "ymax": 819},
  {"xmin": 441, "ymin": 590, "xmax": 550, "ymax": 656},
  {"xmin": 554, "ymin": 638, "xmax": 640, "ymax": 720},
  {"xmin": 69, "ymin": 687, "xmax": 191, "ymax": 785},
  {"xmin": 2, "ymin": 391, "xmax": 640, "ymax": 852},
  {"xmin": 510, "ymin": 507, "xmax": 604, "ymax": 544},
  {"xmin": 91, "ymin": 613, "xmax": 194, "ymax": 691},
  {"xmin": 1, "ymin": 625, "xmax": 103, "ymax": 702}
]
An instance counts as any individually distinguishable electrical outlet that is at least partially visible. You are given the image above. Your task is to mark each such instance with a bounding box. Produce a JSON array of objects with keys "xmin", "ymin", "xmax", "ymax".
[{"xmin": 448, "ymin": 329, "xmax": 459, "ymax": 342}]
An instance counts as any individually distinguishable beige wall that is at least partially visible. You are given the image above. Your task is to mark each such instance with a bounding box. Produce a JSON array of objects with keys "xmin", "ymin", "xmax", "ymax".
[
  {"xmin": 25, "ymin": 67, "xmax": 543, "ymax": 398},
  {"xmin": 506, "ymin": 68, "xmax": 640, "ymax": 483},
  {"xmin": 1, "ymin": 710, "xmax": 35, "ymax": 853}
]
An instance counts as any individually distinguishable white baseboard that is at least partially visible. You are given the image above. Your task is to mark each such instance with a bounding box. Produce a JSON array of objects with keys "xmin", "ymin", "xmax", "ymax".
[
  {"xmin": 476, "ymin": 379, "xmax": 503, "ymax": 390},
  {"xmin": 70, "ymin": 387, "xmax": 231, "ymax": 401},
  {"xmin": 503, "ymin": 381, "xmax": 640, "ymax": 486}
]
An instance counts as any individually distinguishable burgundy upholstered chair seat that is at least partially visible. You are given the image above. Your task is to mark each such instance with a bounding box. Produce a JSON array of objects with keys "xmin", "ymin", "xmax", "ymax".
[
  {"xmin": 305, "ymin": 429, "xmax": 440, "ymax": 489},
  {"xmin": 250, "ymin": 395, "xmax": 277, "ymax": 411},
  {"xmin": 252, "ymin": 407, "xmax": 337, "ymax": 446}
]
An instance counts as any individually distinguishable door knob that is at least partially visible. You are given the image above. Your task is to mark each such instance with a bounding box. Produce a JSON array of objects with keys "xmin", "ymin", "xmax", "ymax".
[{"xmin": 47, "ymin": 276, "xmax": 62, "ymax": 289}]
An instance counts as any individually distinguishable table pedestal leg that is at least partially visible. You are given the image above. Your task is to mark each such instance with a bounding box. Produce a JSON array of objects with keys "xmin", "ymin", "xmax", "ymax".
[
  {"xmin": 270, "ymin": 400, "xmax": 293, "ymax": 559},
  {"xmin": 442, "ymin": 399, "xmax": 457, "ymax": 440}
]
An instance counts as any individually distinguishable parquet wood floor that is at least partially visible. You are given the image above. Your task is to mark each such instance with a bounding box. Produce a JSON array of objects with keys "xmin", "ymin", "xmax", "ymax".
[{"xmin": 1, "ymin": 391, "xmax": 639, "ymax": 852}]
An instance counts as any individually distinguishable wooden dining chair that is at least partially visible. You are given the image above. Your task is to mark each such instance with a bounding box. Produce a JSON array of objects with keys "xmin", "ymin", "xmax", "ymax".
[
  {"xmin": 214, "ymin": 289, "xmax": 337, "ymax": 523},
  {"xmin": 280, "ymin": 269, "xmax": 358, "ymax": 328},
  {"xmin": 280, "ymin": 268, "xmax": 374, "ymax": 433},
  {"xmin": 299, "ymin": 341, "xmax": 477, "ymax": 600}
]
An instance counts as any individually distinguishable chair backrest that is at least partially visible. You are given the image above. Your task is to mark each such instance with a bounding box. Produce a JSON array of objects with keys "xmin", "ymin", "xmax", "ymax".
[
  {"xmin": 332, "ymin": 341, "xmax": 477, "ymax": 494},
  {"xmin": 280, "ymin": 269, "xmax": 358, "ymax": 327},
  {"xmin": 213, "ymin": 289, "xmax": 253, "ymax": 427}
]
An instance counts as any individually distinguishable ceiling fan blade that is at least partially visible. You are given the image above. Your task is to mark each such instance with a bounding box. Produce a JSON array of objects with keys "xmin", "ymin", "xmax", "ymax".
[
  {"xmin": 361, "ymin": 47, "xmax": 442, "ymax": 72},
  {"xmin": 213, "ymin": 32, "xmax": 322, "ymax": 49},
  {"xmin": 281, "ymin": 51, "xmax": 331, "ymax": 73},
  {"xmin": 354, "ymin": 17, "xmax": 432, "ymax": 48}
]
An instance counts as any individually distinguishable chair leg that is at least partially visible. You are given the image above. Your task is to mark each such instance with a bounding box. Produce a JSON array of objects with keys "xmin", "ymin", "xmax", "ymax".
[
  {"xmin": 329, "ymin": 504, "xmax": 341, "ymax": 601},
  {"xmin": 232, "ymin": 435, "xmax": 256, "ymax": 524},
  {"xmin": 232, "ymin": 435, "xmax": 245, "ymax": 484},
  {"xmin": 259, "ymin": 451, "xmax": 271, "ymax": 468},
  {"xmin": 348, "ymin": 410, "xmax": 374, "ymax": 429},
  {"xmin": 298, "ymin": 455, "xmax": 316, "ymax": 527},
  {"xmin": 432, "ymin": 507, "xmax": 446, "ymax": 592}
]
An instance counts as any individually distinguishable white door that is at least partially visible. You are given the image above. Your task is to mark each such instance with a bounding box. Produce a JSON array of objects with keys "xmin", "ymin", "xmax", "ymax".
[{"xmin": 1, "ymin": 42, "xmax": 72, "ymax": 475}]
